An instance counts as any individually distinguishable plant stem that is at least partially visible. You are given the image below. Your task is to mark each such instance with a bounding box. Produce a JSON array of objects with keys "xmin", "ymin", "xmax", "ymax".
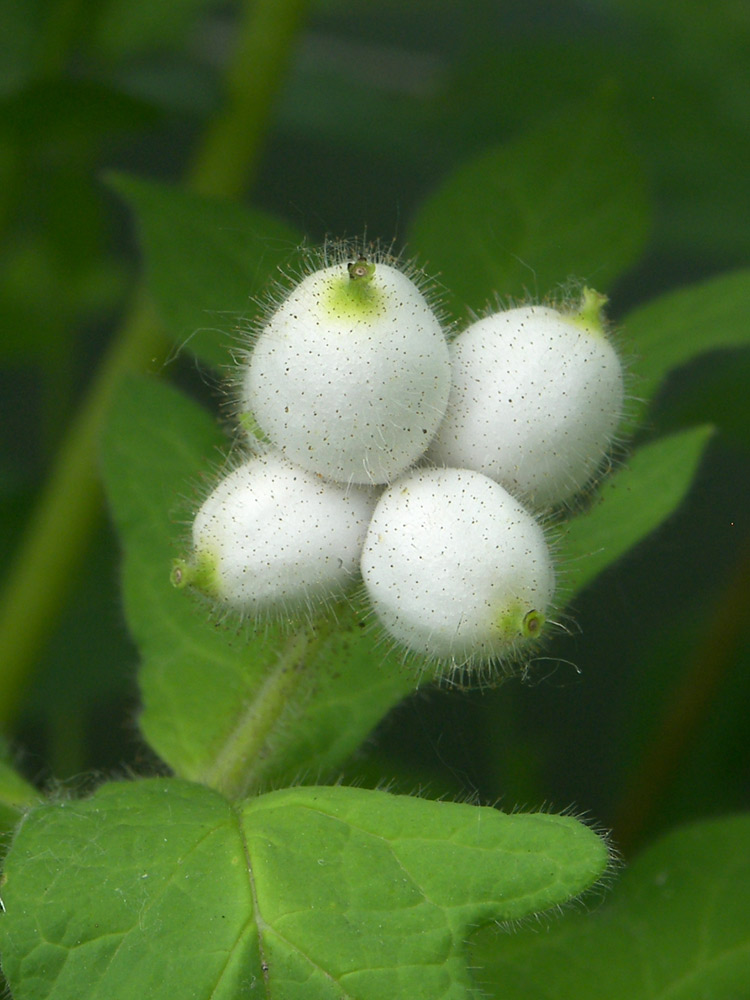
[
  {"xmin": 188, "ymin": 0, "xmax": 310, "ymax": 199},
  {"xmin": 198, "ymin": 621, "xmax": 333, "ymax": 800},
  {"xmin": 34, "ymin": 0, "xmax": 88, "ymax": 78},
  {"xmin": 0, "ymin": 0, "xmax": 311, "ymax": 728},
  {"xmin": 0, "ymin": 289, "xmax": 166, "ymax": 728}
]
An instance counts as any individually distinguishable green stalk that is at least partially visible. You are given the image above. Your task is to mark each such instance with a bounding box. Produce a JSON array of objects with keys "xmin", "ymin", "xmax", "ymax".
[
  {"xmin": 0, "ymin": 0, "xmax": 311, "ymax": 728},
  {"xmin": 188, "ymin": 0, "xmax": 310, "ymax": 198},
  {"xmin": 0, "ymin": 290, "xmax": 165, "ymax": 728},
  {"xmin": 34, "ymin": 0, "xmax": 89, "ymax": 78},
  {"xmin": 198, "ymin": 621, "xmax": 334, "ymax": 800}
]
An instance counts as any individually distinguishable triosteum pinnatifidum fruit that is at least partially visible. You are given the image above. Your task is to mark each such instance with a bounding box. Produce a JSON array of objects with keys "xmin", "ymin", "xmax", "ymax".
[
  {"xmin": 428, "ymin": 288, "xmax": 625, "ymax": 510},
  {"xmin": 360, "ymin": 467, "xmax": 555, "ymax": 669},
  {"xmin": 240, "ymin": 252, "xmax": 451, "ymax": 485},
  {"xmin": 172, "ymin": 453, "xmax": 377, "ymax": 617}
]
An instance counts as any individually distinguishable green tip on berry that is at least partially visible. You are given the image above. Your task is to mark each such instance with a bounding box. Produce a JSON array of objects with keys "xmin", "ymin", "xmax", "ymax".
[
  {"xmin": 521, "ymin": 608, "xmax": 545, "ymax": 640},
  {"xmin": 170, "ymin": 553, "xmax": 220, "ymax": 597},
  {"xmin": 497, "ymin": 604, "xmax": 546, "ymax": 642},
  {"xmin": 347, "ymin": 256, "xmax": 376, "ymax": 283},
  {"xmin": 170, "ymin": 558, "xmax": 191, "ymax": 589},
  {"xmin": 569, "ymin": 287, "xmax": 608, "ymax": 337},
  {"xmin": 323, "ymin": 257, "xmax": 383, "ymax": 320}
]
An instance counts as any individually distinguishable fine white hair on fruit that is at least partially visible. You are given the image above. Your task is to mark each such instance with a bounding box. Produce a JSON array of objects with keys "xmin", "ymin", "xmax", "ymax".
[
  {"xmin": 360, "ymin": 467, "xmax": 555, "ymax": 668},
  {"xmin": 240, "ymin": 255, "xmax": 451, "ymax": 485},
  {"xmin": 172, "ymin": 452, "xmax": 378, "ymax": 617},
  {"xmin": 427, "ymin": 289, "xmax": 625, "ymax": 510}
]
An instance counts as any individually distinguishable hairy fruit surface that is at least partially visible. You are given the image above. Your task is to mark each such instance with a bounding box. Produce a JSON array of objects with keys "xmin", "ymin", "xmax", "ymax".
[
  {"xmin": 173, "ymin": 453, "xmax": 377, "ymax": 616},
  {"xmin": 360, "ymin": 467, "xmax": 555, "ymax": 668},
  {"xmin": 241, "ymin": 257, "xmax": 451, "ymax": 485},
  {"xmin": 428, "ymin": 290, "xmax": 624, "ymax": 509}
]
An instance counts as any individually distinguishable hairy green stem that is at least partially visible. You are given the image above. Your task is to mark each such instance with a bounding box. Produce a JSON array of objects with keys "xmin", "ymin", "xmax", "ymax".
[
  {"xmin": 0, "ymin": 0, "xmax": 311, "ymax": 727},
  {"xmin": 198, "ymin": 622, "xmax": 332, "ymax": 800}
]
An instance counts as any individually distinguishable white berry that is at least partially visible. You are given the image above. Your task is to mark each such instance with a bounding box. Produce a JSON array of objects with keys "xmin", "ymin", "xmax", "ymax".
[
  {"xmin": 360, "ymin": 467, "xmax": 555, "ymax": 668},
  {"xmin": 241, "ymin": 256, "xmax": 451, "ymax": 485},
  {"xmin": 428, "ymin": 289, "xmax": 624, "ymax": 509},
  {"xmin": 172, "ymin": 453, "xmax": 377, "ymax": 616}
]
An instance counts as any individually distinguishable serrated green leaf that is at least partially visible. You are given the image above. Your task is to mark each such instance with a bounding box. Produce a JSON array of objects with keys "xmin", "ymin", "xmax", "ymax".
[
  {"xmin": 0, "ymin": 778, "xmax": 609, "ymax": 1000},
  {"xmin": 470, "ymin": 813, "xmax": 750, "ymax": 999},
  {"xmin": 108, "ymin": 174, "xmax": 302, "ymax": 368},
  {"xmin": 558, "ymin": 426, "xmax": 714, "ymax": 601},
  {"xmin": 624, "ymin": 267, "xmax": 750, "ymax": 423},
  {"xmin": 0, "ymin": 780, "xmax": 259, "ymax": 998},
  {"xmin": 408, "ymin": 91, "xmax": 650, "ymax": 319},
  {"xmin": 100, "ymin": 376, "xmax": 416, "ymax": 795}
]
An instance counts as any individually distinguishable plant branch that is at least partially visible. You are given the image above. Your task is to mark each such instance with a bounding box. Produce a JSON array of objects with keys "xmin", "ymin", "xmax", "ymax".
[
  {"xmin": 0, "ymin": 290, "xmax": 166, "ymax": 728},
  {"xmin": 187, "ymin": 0, "xmax": 311, "ymax": 199},
  {"xmin": 197, "ymin": 621, "xmax": 333, "ymax": 800}
]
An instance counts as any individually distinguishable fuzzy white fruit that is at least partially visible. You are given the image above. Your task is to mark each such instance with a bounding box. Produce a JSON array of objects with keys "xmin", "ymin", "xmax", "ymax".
[
  {"xmin": 428, "ymin": 290, "xmax": 624, "ymax": 510},
  {"xmin": 241, "ymin": 256, "xmax": 451, "ymax": 485},
  {"xmin": 172, "ymin": 452, "xmax": 377, "ymax": 615},
  {"xmin": 360, "ymin": 467, "xmax": 555, "ymax": 667}
]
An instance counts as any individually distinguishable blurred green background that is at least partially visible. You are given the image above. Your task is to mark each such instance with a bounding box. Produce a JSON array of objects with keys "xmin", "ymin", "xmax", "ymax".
[{"xmin": 1, "ymin": 0, "xmax": 748, "ymax": 857}]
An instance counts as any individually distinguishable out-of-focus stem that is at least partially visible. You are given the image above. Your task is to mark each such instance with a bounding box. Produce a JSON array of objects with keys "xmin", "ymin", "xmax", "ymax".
[
  {"xmin": 188, "ymin": 0, "xmax": 310, "ymax": 198},
  {"xmin": 0, "ymin": 290, "xmax": 165, "ymax": 728},
  {"xmin": 0, "ymin": 0, "xmax": 311, "ymax": 728}
]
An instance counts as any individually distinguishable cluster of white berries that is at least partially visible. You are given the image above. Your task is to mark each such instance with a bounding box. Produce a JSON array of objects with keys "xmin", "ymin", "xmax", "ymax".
[{"xmin": 172, "ymin": 247, "xmax": 624, "ymax": 672}]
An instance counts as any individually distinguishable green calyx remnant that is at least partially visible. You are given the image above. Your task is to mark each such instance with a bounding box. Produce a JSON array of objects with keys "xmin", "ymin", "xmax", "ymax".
[
  {"xmin": 497, "ymin": 604, "xmax": 546, "ymax": 641},
  {"xmin": 170, "ymin": 552, "xmax": 220, "ymax": 598},
  {"xmin": 347, "ymin": 256, "xmax": 376, "ymax": 283},
  {"xmin": 322, "ymin": 257, "xmax": 383, "ymax": 321},
  {"xmin": 522, "ymin": 608, "xmax": 545, "ymax": 639},
  {"xmin": 569, "ymin": 286, "xmax": 608, "ymax": 337}
]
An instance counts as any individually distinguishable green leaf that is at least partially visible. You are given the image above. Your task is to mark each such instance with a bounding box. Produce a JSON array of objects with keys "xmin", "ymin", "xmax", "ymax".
[
  {"xmin": 408, "ymin": 91, "xmax": 650, "ymax": 320},
  {"xmin": 559, "ymin": 426, "xmax": 714, "ymax": 602},
  {"xmin": 624, "ymin": 267, "xmax": 750, "ymax": 424},
  {"xmin": 470, "ymin": 813, "xmax": 750, "ymax": 999},
  {"xmin": 0, "ymin": 779, "xmax": 259, "ymax": 998},
  {"xmin": 100, "ymin": 376, "xmax": 417, "ymax": 795},
  {"xmin": 0, "ymin": 777, "xmax": 609, "ymax": 1000},
  {"xmin": 647, "ymin": 347, "xmax": 750, "ymax": 448},
  {"xmin": 107, "ymin": 174, "xmax": 302, "ymax": 368}
]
